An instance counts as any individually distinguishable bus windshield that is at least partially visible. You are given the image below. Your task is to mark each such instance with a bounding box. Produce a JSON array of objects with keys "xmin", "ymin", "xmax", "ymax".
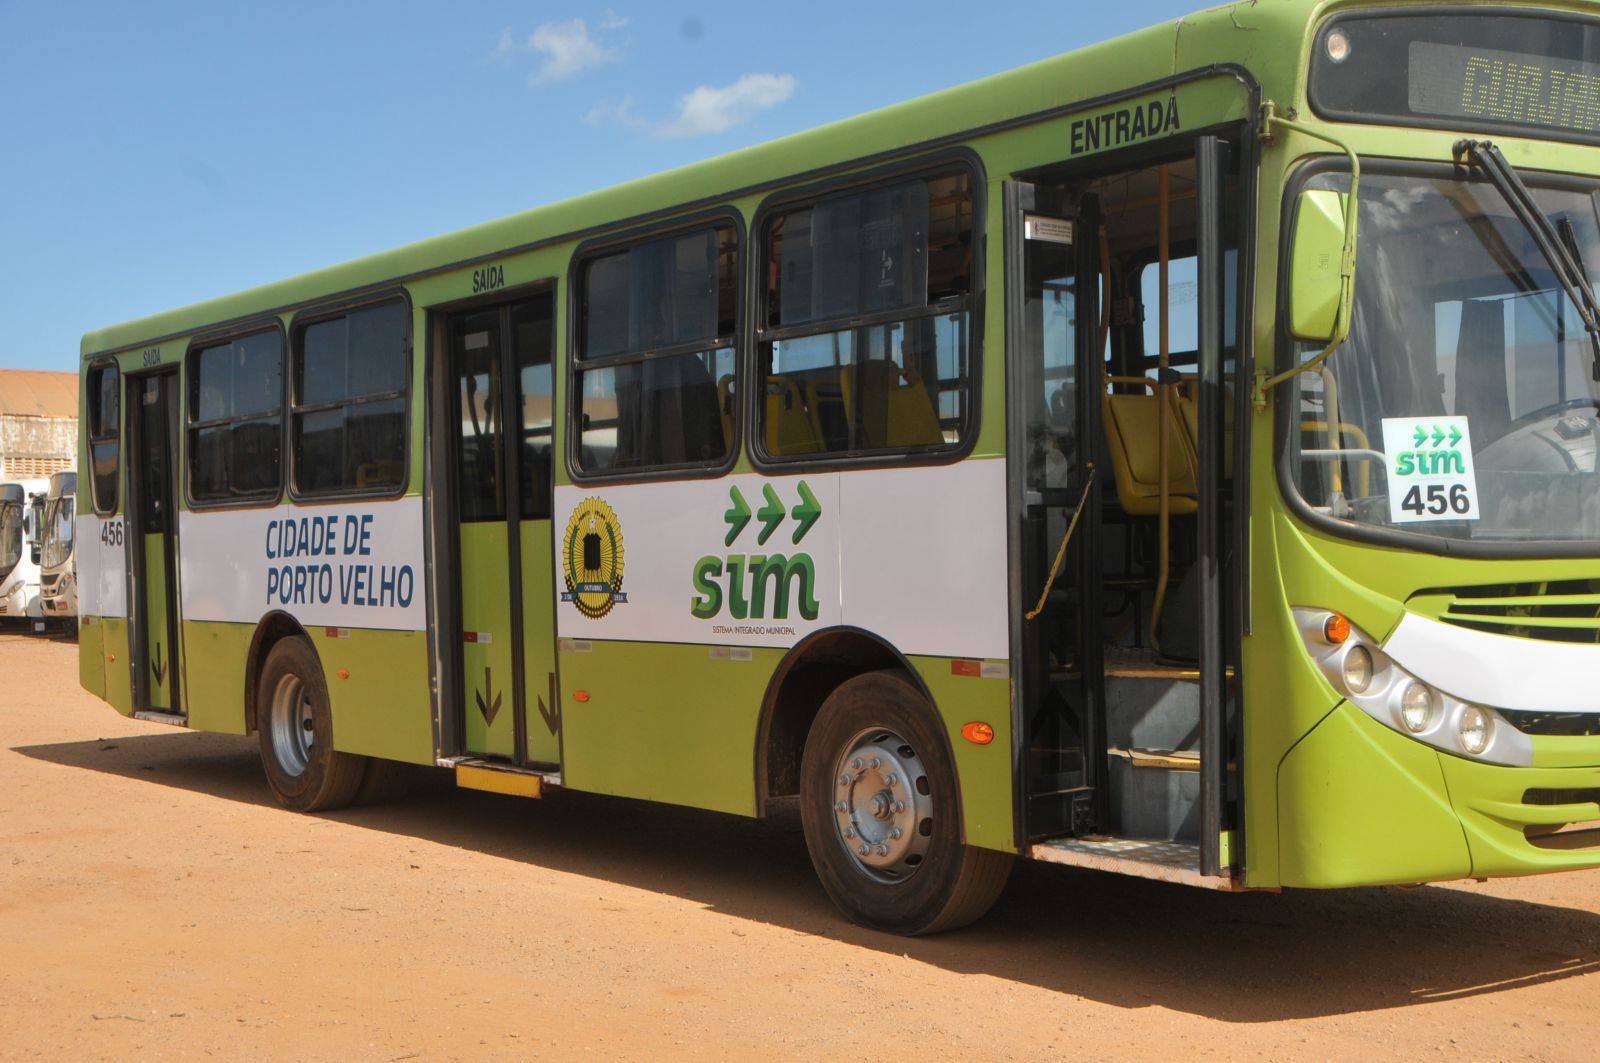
[
  {"xmin": 41, "ymin": 496, "xmax": 73, "ymax": 569},
  {"xmin": 1290, "ymin": 166, "xmax": 1600, "ymax": 548},
  {"xmin": 0, "ymin": 501, "xmax": 21, "ymax": 577}
]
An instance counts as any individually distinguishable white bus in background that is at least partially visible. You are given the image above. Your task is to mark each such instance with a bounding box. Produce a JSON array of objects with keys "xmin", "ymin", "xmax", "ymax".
[
  {"xmin": 0, "ymin": 478, "xmax": 47, "ymax": 627},
  {"xmin": 39, "ymin": 471, "xmax": 77, "ymax": 630}
]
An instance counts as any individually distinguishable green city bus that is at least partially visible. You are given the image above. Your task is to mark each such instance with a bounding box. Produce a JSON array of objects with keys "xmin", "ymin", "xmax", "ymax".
[{"xmin": 77, "ymin": 0, "xmax": 1600, "ymax": 934}]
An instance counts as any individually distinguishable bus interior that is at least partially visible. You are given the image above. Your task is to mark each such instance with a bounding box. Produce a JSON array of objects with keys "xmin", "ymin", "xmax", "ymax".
[{"xmin": 1011, "ymin": 136, "xmax": 1244, "ymax": 879}]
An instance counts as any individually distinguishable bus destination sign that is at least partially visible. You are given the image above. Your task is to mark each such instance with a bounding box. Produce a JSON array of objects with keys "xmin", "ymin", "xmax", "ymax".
[
  {"xmin": 1311, "ymin": 13, "xmax": 1600, "ymax": 145},
  {"xmin": 1410, "ymin": 42, "xmax": 1600, "ymax": 136}
]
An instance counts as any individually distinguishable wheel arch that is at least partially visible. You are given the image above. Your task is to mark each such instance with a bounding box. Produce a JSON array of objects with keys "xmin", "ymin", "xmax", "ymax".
[
  {"xmin": 243, "ymin": 611, "xmax": 318, "ymax": 733},
  {"xmin": 753, "ymin": 626, "xmax": 952, "ymax": 819}
]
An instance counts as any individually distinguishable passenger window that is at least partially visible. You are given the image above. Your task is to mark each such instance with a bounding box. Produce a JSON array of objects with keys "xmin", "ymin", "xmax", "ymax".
[
  {"xmin": 188, "ymin": 329, "xmax": 283, "ymax": 503},
  {"xmin": 291, "ymin": 301, "xmax": 409, "ymax": 496},
  {"xmin": 573, "ymin": 224, "xmax": 737, "ymax": 475},
  {"xmin": 1139, "ymin": 255, "xmax": 1199, "ymax": 364},
  {"xmin": 758, "ymin": 169, "xmax": 975, "ymax": 460},
  {"xmin": 86, "ymin": 362, "xmax": 120, "ymax": 514},
  {"xmin": 513, "ymin": 298, "xmax": 555, "ymax": 519}
]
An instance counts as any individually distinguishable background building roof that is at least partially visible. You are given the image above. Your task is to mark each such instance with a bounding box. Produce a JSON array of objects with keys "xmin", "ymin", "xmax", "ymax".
[{"xmin": 0, "ymin": 370, "xmax": 77, "ymax": 419}]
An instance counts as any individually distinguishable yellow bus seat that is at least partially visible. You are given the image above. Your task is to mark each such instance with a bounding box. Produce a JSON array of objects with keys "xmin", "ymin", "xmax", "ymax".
[
  {"xmin": 1102, "ymin": 392, "xmax": 1198, "ymax": 516},
  {"xmin": 805, "ymin": 376, "xmax": 846, "ymax": 449},
  {"xmin": 1173, "ymin": 392, "xmax": 1200, "ymax": 470},
  {"xmin": 1172, "ymin": 390, "xmax": 1237, "ymax": 481},
  {"xmin": 841, "ymin": 361, "xmax": 943, "ymax": 448},
  {"xmin": 765, "ymin": 378, "xmax": 825, "ymax": 455}
]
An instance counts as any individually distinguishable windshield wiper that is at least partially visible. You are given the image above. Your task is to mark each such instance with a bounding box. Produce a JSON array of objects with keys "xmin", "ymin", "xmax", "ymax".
[{"xmin": 1455, "ymin": 139, "xmax": 1600, "ymax": 381}]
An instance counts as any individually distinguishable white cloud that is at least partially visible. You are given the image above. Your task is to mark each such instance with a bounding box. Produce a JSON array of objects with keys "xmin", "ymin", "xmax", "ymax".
[
  {"xmin": 490, "ymin": 26, "xmax": 518, "ymax": 63},
  {"xmin": 492, "ymin": 17, "xmax": 624, "ymax": 84},
  {"xmin": 583, "ymin": 96, "xmax": 645, "ymax": 130},
  {"xmin": 653, "ymin": 73, "xmax": 797, "ymax": 138},
  {"xmin": 529, "ymin": 18, "xmax": 618, "ymax": 84}
]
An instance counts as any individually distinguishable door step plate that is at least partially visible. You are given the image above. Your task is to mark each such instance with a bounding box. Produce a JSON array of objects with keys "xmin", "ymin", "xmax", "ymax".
[{"xmin": 446, "ymin": 757, "xmax": 558, "ymax": 799}]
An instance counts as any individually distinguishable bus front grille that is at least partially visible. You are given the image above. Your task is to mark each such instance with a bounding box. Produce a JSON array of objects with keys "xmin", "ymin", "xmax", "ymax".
[
  {"xmin": 1498, "ymin": 709, "xmax": 1600, "ymax": 737},
  {"xmin": 1522, "ymin": 789, "xmax": 1600, "ymax": 851},
  {"xmin": 1409, "ymin": 580, "xmax": 1600, "ymax": 645}
]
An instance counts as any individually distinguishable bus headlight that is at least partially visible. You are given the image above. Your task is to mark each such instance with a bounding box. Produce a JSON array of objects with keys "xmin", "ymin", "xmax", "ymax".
[
  {"xmin": 1458, "ymin": 705, "xmax": 1492, "ymax": 756},
  {"xmin": 1342, "ymin": 645, "xmax": 1374, "ymax": 694},
  {"xmin": 1399, "ymin": 681, "xmax": 1437, "ymax": 733},
  {"xmin": 1293, "ymin": 607, "xmax": 1531, "ymax": 767}
]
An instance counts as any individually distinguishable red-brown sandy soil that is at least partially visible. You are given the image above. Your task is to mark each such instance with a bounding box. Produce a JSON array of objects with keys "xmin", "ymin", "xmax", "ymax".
[{"xmin": 3, "ymin": 632, "xmax": 1597, "ymax": 1059}]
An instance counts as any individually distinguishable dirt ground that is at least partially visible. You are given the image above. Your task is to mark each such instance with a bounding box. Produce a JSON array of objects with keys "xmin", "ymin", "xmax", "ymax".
[{"xmin": 4, "ymin": 632, "xmax": 1600, "ymax": 1060}]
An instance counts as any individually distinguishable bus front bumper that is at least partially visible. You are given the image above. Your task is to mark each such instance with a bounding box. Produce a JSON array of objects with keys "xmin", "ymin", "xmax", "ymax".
[
  {"xmin": 1440, "ymin": 752, "xmax": 1600, "ymax": 880},
  {"xmin": 1277, "ymin": 703, "xmax": 1600, "ymax": 886}
]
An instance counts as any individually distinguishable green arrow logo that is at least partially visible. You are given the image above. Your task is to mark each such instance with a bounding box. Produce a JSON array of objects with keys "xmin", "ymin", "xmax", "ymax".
[
  {"xmin": 1413, "ymin": 425, "xmax": 1427, "ymax": 447},
  {"xmin": 724, "ymin": 486, "xmax": 751, "ymax": 546},
  {"xmin": 756, "ymin": 484, "xmax": 786, "ymax": 545},
  {"xmin": 1449, "ymin": 424, "xmax": 1463, "ymax": 448},
  {"xmin": 791, "ymin": 480, "xmax": 821, "ymax": 544},
  {"xmin": 1431, "ymin": 425, "xmax": 1447, "ymax": 447}
]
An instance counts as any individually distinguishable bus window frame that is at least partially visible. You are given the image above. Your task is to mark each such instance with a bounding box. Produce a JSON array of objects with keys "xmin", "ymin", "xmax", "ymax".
[
  {"xmin": 85, "ymin": 358, "xmax": 121, "ymax": 516},
  {"xmin": 182, "ymin": 319, "xmax": 287, "ymax": 511},
  {"xmin": 747, "ymin": 149, "xmax": 987, "ymax": 473},
  {"xmin": 1274, "ymin": 154, "xmax": 1600, "ymax": 560},
  {"xmin": 285, "ymin": 289, "xmax": 414, "ymax": 504},
  {"xmin": 563, "ymin": 206, "xmax": 746, "ymax": 485}
]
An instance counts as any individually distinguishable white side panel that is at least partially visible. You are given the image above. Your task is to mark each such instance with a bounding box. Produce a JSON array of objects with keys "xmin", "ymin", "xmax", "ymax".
[
  {"xmin": 1384, "ymin": 611, "xmax": 1600, "ymax": 713},
  {"xmin": 552, "ymin": 459, "xmax": 1008, "ymax": 659},
  {"xmin": 74, "ymin": 514, "xmax": 126, "ymax": 618},
  {"xmin": 178, "ymin": 497, "xmax": 425, "ymax": 631},
  {"xmin": 839, "ymin": 460, "xmax": 1008, "ymax": 659}
]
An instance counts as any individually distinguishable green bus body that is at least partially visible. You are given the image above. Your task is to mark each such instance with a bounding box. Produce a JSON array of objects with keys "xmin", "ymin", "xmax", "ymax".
[{"xmin": 77, "ymin": 0, "xmax": 1600, "ymax": 896}]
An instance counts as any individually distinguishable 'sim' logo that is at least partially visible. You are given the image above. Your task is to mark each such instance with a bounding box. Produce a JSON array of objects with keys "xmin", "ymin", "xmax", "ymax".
[{"xmin": 691, "ymin": 481, "xmax": 823, "ymax": 622}]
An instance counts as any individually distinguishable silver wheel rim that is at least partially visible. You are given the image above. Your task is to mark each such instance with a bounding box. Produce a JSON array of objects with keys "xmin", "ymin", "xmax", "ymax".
[
  {"xmin": 268, "ymin": 673, "xmax": 315, "ymax": 777},
  {"xmin": 831, "ymin": 727, "xmax": 934, "ymax": 883}
]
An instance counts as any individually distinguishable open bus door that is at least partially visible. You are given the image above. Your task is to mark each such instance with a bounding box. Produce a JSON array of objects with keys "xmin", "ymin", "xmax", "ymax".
[
  {"xmin": 1006, "ymin": 132, "xmax": 1244, "ymax": 884},
  {"xmin": 1003, "ymin": 181, "xmax": 1105, "ymax": 842}
]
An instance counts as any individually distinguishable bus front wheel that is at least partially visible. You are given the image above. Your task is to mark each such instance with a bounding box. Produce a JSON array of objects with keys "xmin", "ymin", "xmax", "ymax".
[
  {"xmin": 799, "ymin": 670, "xmax": 1012, "ymax": 935},
  {"xmin": 255, "ymin": 636, "xmax": 366, "ymax": 812}
]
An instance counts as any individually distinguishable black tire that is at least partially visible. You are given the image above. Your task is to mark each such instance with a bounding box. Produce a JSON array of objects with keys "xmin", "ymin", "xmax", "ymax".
[
  {"xmin": 356, "ymin": 757, "xmax": 416, "ymax": 806},
  {"xmin": 255, "ymin": 636, "xmax": 366, "ymax": 812},
  {"xmin": 799, "ymin": 670, "xmax": 1013, "ymax": 935}
]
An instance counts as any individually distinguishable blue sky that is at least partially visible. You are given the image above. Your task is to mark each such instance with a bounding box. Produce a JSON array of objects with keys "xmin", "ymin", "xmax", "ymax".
[{"xmin": 0, "ymin": 1, "xmax": 1194, "ymax": 372}]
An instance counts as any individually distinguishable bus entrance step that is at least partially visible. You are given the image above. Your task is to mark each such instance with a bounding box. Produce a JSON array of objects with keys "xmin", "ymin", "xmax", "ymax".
[
  {"xmin": 452, "ymin": 759, "xmax": 550, "ymax": 799},
  {"xmin": 1028, "ymin": 836, "xmax": 1240, "ymax": 891},
  {"xmin": 132, "ymin": 710, "xmax": 187, "ymax": 728}
]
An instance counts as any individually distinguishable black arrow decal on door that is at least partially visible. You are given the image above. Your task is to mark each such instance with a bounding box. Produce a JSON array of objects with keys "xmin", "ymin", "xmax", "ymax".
[
  {"xmin": 475, "ymin": 666, "xmax": 502, "ymax": 726},
  {"xmin": 536, "ymin": 671, "xmax": 561, "ymax": 736},
  {"xmin": 152, "ymin": 643, "xmax": 167, "ymax": 686}
]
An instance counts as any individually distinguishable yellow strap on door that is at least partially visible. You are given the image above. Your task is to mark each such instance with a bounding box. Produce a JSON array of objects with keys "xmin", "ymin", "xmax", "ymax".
[{"xmin": 1025, "ymin": 467, "xmax": 1096, "ymax": 622}]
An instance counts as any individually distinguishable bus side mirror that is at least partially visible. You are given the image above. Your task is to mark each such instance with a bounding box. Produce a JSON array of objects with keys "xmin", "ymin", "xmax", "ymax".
[{"xmin": 1289, "ymin": 189, "xmax": 1349, "ymax": 342}]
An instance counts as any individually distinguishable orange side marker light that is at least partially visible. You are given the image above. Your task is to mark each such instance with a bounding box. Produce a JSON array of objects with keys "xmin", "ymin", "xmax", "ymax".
[
  {"xmin": 336, "ymin": 669, "xmax": 350, "ymax": 680},
  {"xmin": 572, "ymin": 690, "xmax": 590, "ymax": 703},
  {"xmin": 961, "ymin": 721, "xmax": 995, "ymax": 746},
  {"xmin": 1322, "ymin": 612, "xmax": 1351, "ymax": 645}
]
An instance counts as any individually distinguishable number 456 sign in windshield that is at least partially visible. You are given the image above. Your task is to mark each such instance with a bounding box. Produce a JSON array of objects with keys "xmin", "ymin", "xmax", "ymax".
[{"xmin": 1380, "ymin": 416, "xmax": 1480, "ymax": 524}]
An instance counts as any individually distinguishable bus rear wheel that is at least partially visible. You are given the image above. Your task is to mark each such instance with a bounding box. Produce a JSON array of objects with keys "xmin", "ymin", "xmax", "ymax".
[
  {"xmin": 799, "ymin": 670, "xmax": 1012, "ymax": 935},
  {"xmin": 255, "ymin": 636, "xmax": 366, "ymax": 812}
]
